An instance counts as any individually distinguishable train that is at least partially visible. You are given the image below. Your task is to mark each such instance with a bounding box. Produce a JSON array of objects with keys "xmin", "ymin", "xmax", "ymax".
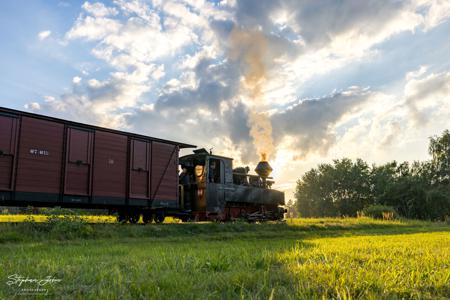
[{"xmin": 0, "ymin": 107, "xmax": 285, "ymax": 223}]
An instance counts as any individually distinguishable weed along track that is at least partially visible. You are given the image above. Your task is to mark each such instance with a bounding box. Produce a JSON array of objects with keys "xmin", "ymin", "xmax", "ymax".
[{"xmin": 0, "ymin": 218, "xmax": 448, "ymax": 299}]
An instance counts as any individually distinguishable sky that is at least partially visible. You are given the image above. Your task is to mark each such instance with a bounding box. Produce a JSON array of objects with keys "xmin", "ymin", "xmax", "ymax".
[{"xmin": 1, "ymin": 0, "xmax": 450, "ymax": 200}]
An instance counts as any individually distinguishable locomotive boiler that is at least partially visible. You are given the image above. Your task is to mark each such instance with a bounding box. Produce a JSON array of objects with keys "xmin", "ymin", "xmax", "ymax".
[{"xmin": 0, "ymin": 107, "xmax": 285, "ymax": 223}]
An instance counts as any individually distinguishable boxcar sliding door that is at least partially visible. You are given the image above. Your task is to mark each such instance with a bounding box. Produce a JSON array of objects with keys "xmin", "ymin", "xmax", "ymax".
[
  {"xmin": 92, "ymin": 131, "xmax": 127, "ymax": 205},
  {"xmin": 15, "ymin": 117, "xmax": 64, "ymax": 203},
  {"xmin": 0, "ymin": 113, "xmax": 19, "ymax": 192},
  {"xmin": 150, "ymin": 142, "xmax": 179, "ymax": 208},
  {"xmin": 129, "ymin": 139, "xmax": 151, "ymax": 206},
  {"xmin": 64, "ymin": 127, "xmax": 93, "ymax": 203}
]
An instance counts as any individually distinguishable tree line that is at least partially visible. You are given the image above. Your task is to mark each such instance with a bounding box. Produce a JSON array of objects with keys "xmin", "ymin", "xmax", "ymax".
[{"xmin": 295, "ymin": 130, "xmax": 450, "ymax": 220}]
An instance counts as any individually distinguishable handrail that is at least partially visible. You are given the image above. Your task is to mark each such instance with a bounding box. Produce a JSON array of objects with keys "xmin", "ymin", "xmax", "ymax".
[
  {"xmin": 232, "ymin": 172, "xmax": 273, "ymax": 179},
  {"xmin": 178, "ymin": 184, "xmax": 184, "ymax": 209}
]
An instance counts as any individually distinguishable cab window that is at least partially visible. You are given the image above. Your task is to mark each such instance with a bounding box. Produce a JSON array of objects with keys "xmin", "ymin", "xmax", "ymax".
[{"xmin": 208, "ymin": 158, "xmax": 222, "ymax": 183}]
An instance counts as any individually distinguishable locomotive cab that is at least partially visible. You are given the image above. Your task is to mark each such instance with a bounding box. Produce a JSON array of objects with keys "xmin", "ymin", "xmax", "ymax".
[{"xmin": 178, "ymin": 149, "xmax": 233, "ymax": 220}]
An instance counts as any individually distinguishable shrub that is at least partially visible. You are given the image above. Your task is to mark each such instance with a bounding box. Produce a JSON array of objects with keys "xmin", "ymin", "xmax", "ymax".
[
  {"xmin": 0, "ymin": 231, "xmax": 23, "ymax": 243},
  {"xmin": 22, "ymin": 215, "xmax": 95, "ymax": 239},
  {"xmin": 42, "ymin": 207, "xmax": 77, "ymax": 215},
  {"xmin": 362, "ymin": 205, "xmax": 397, "ymax": 220},
  {"xmin": 425, "ymin": 189, "xmax": 450, "ymax": 221}
]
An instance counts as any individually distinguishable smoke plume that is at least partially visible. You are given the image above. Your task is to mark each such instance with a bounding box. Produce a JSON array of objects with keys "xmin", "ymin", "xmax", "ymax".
[{"xmin": 229, "ymin": 27, "xmax": 275, "ymax": 161}]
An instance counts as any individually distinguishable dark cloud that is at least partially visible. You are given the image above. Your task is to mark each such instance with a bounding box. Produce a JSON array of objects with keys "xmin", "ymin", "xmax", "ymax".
[
  {"xmin": 234, "ymin": 0, "xmax": 282, "ymax": 31},
  {"xmin": 272, "ymin": 87, "xmax": 372, "ymax": 157},
  {"xmin": 289, "ymin": 0, "xmax": 407, "ymax": 47},
  {"xmin": 223, "ymin": 101, "xmax": 251, "ymax": 144},
  {"xmin": 222, "ymin": 101, "xmax": 258, "ymax": 162},
  {"xmin": 234, "ymin": 0, "xmax": 410, "ymax": 48},
  {"xmin": 155, "ymin": 58, "xmax": 240, "ymax": 110}
]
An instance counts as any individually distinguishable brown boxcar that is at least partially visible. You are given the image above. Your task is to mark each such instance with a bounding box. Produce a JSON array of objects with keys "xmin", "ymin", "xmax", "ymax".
[{"xmin": 0, "ymin": 107, "xmax": 195, "ymax": 222}]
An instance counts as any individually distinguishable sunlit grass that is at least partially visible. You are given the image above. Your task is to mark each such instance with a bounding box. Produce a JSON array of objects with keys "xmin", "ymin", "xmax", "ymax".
[
  {"xmin": 277, "ymin": 232, "xmax": 449, "ymax": 299},
  {"xmin": 286, "ymin": 217, "xmax": 406, "ymax": 226},
  {"xmin": 0, "ymin": 214, "xmax": 180, "ymax": 223},
  {"xmin": 0, "ymin": 214, "xmax": 116, "ymax": 223}
]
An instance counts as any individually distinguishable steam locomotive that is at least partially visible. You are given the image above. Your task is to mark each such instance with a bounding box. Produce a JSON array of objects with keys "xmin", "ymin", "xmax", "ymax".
[
  {"xmin": 179, "ymin": 149, "xmax": 285, "ymax": 221},
  {"xmin": 0, "ymin": 107, "xmax": 285, "ymax": 223}
]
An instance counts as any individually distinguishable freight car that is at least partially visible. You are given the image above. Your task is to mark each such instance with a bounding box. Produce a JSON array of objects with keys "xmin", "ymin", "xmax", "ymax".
[{"xmin": 0, "ymin": 107, "xmax": 284, "ymax": 223}]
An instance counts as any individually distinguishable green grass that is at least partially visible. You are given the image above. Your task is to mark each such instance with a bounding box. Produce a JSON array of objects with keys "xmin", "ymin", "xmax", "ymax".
[{"xmin": 0, "ymin": 218, "xmax": 449, "ymax": 299}]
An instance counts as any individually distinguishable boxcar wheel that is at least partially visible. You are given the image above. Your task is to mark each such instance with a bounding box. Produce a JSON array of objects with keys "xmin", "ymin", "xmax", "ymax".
[
  {"xmin": 154, "ymin": 211, "xmax": 165, "ymax": 224},
  {"xmin": 128, "ymin": 212, "xmax": 140, "ymax": 224},
  {"xmin": 143, "ymin": 213, "xmax": 154, "ymax": 224},
  {"xmin": 118, "ymin": 211, "xmax": 127, "ymax": 223}
]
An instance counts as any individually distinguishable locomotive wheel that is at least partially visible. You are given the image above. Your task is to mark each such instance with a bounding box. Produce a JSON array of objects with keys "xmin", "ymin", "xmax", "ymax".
[
  {"xmin": 117, "ymin": 211, "xmax": 127, "ymax": 223},
  {"xmin": 154, "ymin": 211, "xmax": 165, "ymax": 224},
  {"xmin": 128, "ymin": 212, "xmax": 140, "ymax": 224},
  {"xmin": 143, "ymin": 212, "xmax": 154, "ymax": 224},
  {"xmin": 180, "ymin": 216, "xmax": 191, "ymax": 222}
]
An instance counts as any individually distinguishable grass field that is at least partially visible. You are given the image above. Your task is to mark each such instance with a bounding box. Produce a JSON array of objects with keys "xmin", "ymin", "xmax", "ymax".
[{"xmin": 0, "ymin": 217, "xmax": 449, "ymax": 299}]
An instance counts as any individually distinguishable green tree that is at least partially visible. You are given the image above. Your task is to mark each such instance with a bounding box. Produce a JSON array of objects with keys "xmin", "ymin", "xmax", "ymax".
[
  {"xmin": 429, "ymin": 129, "xmax": 450, "ymax": 185},
  {"xmin": 295, "ymin": 158, "xmax": 371, "ymax": 217},
  {"xmin": 379, "ymin": 174, "xmax": 428, "ymax": 219},
  {"xmin": 331, "ymin": 158, "xmax": 371, "ymax": 216},
  {"xmin": 425, "ymin": 188, "xmax": 450, "ymax": 220},
  {"xmin": 370, "ymin": 161, "xmax": 398, "ymax": 204},
  {"xmin": 295, "ymin": 129, "xmax": 450, "ymax": 220},
  {"xmin": 295, "ymin": 168, "xmax": 322, "ymax": 217}
]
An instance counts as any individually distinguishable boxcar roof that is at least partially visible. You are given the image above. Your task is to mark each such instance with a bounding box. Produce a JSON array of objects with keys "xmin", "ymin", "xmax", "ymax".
[
  {"xmin": 0, "ymin": 106, "xmax": 196, "ymax": 149},
  {"xmin": 180, "ymin": 153, "xmax": 234, "ymax": 161}
]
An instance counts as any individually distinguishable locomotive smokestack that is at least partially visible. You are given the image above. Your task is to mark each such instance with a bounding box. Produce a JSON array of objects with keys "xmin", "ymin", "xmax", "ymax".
[{"xmin": 255, "ymin": 154, "xmax": 273, "ymax": 180}]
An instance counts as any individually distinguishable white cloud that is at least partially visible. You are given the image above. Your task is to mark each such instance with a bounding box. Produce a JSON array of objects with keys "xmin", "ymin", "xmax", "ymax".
[
  {"xmin": 66, "ymin": 16, "xmax": 122, "ymax": 40},
  {"xmin": 72, "ymin": 76, "xmax": 82, "ymax": 84},
  {"xmin": 24, "ymin": 102, "xmax": 41, "ymax": 110},
  {"xmin": 416, "ymin": 0, "xmax": 450, "ymax": 29},
  {"xmin": 38, "ymin": 30, "xmax": 51, "ymax": 41},
  {"xmin": 43, "ymin": 96, "xmax": 56, "ymax": 102},
  {"xmin": 406, "ymin": 65, "xmax": 429, "ymax": 80},
  {"xmin": 55, "ymin": 0, "xmax": 229, "ymax": 129},
  {"xmin": 82, "ymin": 1, "xmax": 118, "ymax": 17},
  {"xmin": 326, "ymin": 69, "xmax": 450, "ymax": 164},
  {"xmin": 404, "ymin": 71, "xmax": 450, "ymax": 125}
]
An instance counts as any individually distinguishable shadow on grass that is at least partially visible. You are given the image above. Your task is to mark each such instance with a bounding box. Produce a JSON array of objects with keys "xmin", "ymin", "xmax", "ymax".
[{"xmin": 0, "ymin": 217, "xmax": 448, "ymax": 244}]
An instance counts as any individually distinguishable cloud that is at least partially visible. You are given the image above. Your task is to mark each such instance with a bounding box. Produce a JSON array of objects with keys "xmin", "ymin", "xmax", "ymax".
[
  {"xmin": 72, "ymin": 76, "xmax": 82, "ymax": 84},
  {"xmin": 38, "ymin": 30, "xmax": 51, "ymax": 41},
  {"xmin": 155, "ymin": 58, "xmax": 240, "ymax": 111},
  {"xmin": 17, "ymin": 0, "xmax": 450, "ymax": 203},
  {"xmin": 417, "ymin": 0, "xmax": 450, "ymax": 29},
  {"xmin": 66, "ymin": 15, "xmax": 121, "ymax": 41},
  {"xmin": 24, "ymin": 102, "xmax": 41, "ymax": 110},
  {"xmin": 26, "ymin": 0, "xmax": 450, "ymax": 175},
  {"xmin": 82, "ymin": 1, "xmax": 118, "ymax": 17},
  {"xmin": 272, "ymin": 86, "xmax": 373, "ymax": 158},
  {"xmin": 320, "ymin": 67, "xmax": 450, "ymax": 166},
  {"xmin": 404, "ymin": 71, "xmax": 450, "ymax": 125}
]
